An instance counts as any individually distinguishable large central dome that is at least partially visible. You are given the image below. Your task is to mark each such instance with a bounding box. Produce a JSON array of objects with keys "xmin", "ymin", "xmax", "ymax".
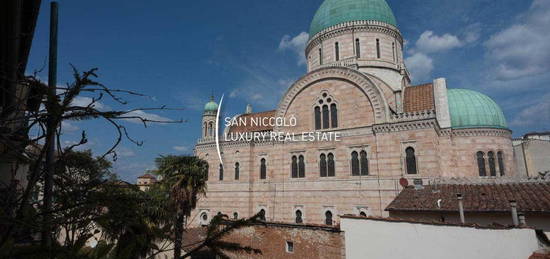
[{"xmin": 309, "ymin": 0, "xmax": 397, "ymax": 38}]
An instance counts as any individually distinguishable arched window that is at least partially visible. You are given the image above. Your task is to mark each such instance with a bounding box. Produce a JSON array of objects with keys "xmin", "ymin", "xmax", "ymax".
[
  {"xmin": 219, "ymin": 164, "xmax": 224, "ymax": 181},
  {"xmin": 498, "ymin": 151, "xmax": 505, "ymax": 176},
  {"xmin": 392, "ymin": 42, "xmax": 396, "ymax": 62},
  {"xmin": 488, "ymin": 151, "xmax": 496, "ymax": 176},
  {"xmin": 359, "ymin": 211, "xmax": 367, "ymax": 217},
  {"xmin": 233, "ymin": 212, "xmax": 238, "ymax": 219},
  {"xmin": 335, "ymin": 42, "xmax": 340, "ymax": 61},
  {"xmin": 322, "ymin": 105, "xmax": 330, "ymax": 129},
  {"xmin": 295, "ymin": 210, "xmax": 303, "ymax": 224},
  {"xmin": 351, "ymin": 151, "xmax": 360, "ymax": 176},
  {"xmin": 259, "ymin": 209, "xmax": 266, "ymax": 221},
  {"xmin": 315, "ymin": 93, "xmax": 338, "ymax": 130},
  {"xmin": 477, "ymin": 151, "xmax": 486, "ymax": 176},
  {"xmin": 298, "ymin": 155, "xmax": 305, "ymax": 178},
  {"xmin": 314, "ymin": 106, "xmax": 321, "ymax": 130},
  {"xmin": 203, "ymin": 122, "xmax": 208, "ymax": 137},
  {"xmin": 260, "ymin": 158, "xmax": 267, "ymax": 179},
  {"xmin": 234, "ymin": 162, "xmax": 239, "ymax": 180},
  {"xmin": 320, "ymin": 154, "xmax": 327, "ymax": 177},
  {"xmin": 330, "ymin": 103, "xmax": 338, "ymax": 128},
  {"xmin": 319, "ymin": 48, "xmax": 322, "ymax": 65},
  {"xmin": 360, "ymin": 151, "xmax": 369, "ymax": 176},
  {"xmin": 405, "ymin": 147, "xmax": 417, "ymax": 174},
  {"xmin": 291, "ymin": 156, "xmax": 298, "ymax": 178},
  {"xmin": 376, "ymin": 39, "xmax": 381, "ymax": 59},
  {"xmin": 356, "ymin": 38, "xmax": 361, "ymax": 58},
  {"xmin": 325, "ymin": 211, "xmax": 333, "ymax": 225},
  {"xmin": 328, "ymin": 153, "xmax": 335, "ymax": 177},
  {"xmin": 208, "ymin": 122, "xmax": 214, "ymax": 136}
]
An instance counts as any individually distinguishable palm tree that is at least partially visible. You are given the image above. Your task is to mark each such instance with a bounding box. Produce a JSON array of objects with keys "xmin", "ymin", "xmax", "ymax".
[{"xmin": 154, "ymin": 155, "xmax": 208, "ymax": 259}]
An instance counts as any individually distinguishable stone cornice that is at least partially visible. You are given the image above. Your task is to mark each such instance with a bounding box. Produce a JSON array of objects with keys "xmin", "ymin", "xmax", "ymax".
[
  {"xmin": 446, "ymin": 128, "xmax": 513, "ymax": 138},
  {"xmin": 306, "ymin": 20, "xmax": 403, "ymax": 55}
]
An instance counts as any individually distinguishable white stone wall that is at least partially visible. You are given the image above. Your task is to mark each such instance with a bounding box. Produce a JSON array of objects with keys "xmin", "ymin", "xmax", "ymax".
[{"xmin": 340, "ymin": 217, "xmax": 541, "ymax": 259}]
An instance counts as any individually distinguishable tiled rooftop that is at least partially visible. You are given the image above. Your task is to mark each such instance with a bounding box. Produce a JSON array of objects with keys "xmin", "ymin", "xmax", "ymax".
[
  {"xmin": 386, "ymin": 182, "xmax": 550, "ymax": 213},
  {"xmin": 403, "ymin": 83, "xmax": 435, "ymax": 113}
]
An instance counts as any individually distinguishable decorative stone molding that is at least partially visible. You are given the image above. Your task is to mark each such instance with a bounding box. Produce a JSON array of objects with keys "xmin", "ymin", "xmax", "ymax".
[
  {"xmin": 389, "ymin": 110, "xmax": 436, "ymax": 123},
  {"xmin": 373, "ymin": 118, "xmax": 438, "ymax": 133},
  {"xmin": 449, "ymin": 128, "xmax": 512, "ymax": 138},
  {"xmin": 306, "ymin": 20, "xmax": 403, "ymax": 54},
  {"xmin": 276, "ymin": 67, "xmax": 389, "ymax": 126}
]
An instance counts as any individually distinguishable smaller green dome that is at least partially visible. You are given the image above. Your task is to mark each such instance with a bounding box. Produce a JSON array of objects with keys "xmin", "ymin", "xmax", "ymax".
[
  {"xmin": 204, "ymin": 98, "xmax": 218, "ymax": 112},
  {"xmin": 447, "ymin": 89, "xmax": 507, "ymax": 129}
]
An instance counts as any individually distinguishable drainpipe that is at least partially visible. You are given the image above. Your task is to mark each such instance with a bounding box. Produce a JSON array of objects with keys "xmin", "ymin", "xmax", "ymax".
[
  {"xmin": 457, "ymin": 193, "xmax": 465, "ymax": 224},
  {"xmin": 518, "ymin": 212, "xmax": 527, "ymax": 227},
  {"xmin": 510, "ymin": 200, "xmax": 519, "ymax": 226}
]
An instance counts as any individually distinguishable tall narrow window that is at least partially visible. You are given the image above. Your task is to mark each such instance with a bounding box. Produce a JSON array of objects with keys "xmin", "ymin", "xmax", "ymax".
[
  {"xmin": 330, "ymin": 103, "xmax": 338, "ymax": 128},
  {"xmin": 320, "ymin": 154, "xmax": 327, "ymax": 177},
  {"xmin": 298, "ymin": 155, "xmax": 305, "ymax": 178},
  {"xmin": 360, "ymin": 151, "xmax": 369, "ymax": 176},
  {"xmin": 327, "ymin": 153, "xmax": 335, "ymax": 177},
  {"xmin": 497, "ymin": 151, "xmax": 505, "ymax": 176},
  {"xmin": 260, "ymin": 158, "xmax": 267, "ymax": 179},
  {"xmin": 356, "ymin": 38, "xmax": 361, "ymax": 58},
  {"xmin": 259, "ymin": 209, "xmax": 266, "ymax": 221},
  {"xmin": 205, "ymin": 163, "xmax": 209, "ymax": 181},
  {"xmin": 234, "ymin": 162, "xmax": 239, "ymax": 180},
  {"xmin": 291, "ymin": 156, "xmax": 298, "ymax": 178},
  {"xmin": 477, "ymin": 151, "xmax": 486, "ymax": 176},
  {"xmin": 325, "ymin": 211, "xmax": 333, "ymax": 225},
  {"xmin": 405, "ymin": 147, "xmax": 417, "ymax": 174},
  {"xmin": 219, "ymin": 164, "xmax": 224, "ymax": 181},
  {"xmin": 335, "ymin": 42, "xmax": 340, "ymax": 61},
  {"xmin": 322, "ymin": 105, "xmax": 330, "ymax": 129},
  {"xmin": 295, "ymin": 210, "xmax": 303, "ymax": 224},
  {"xmin": 392, "ymin": 42, "xmax": 396, "ymax": 62},
  {"xmin": 319, "ymin": 48, "xmax": 322, "ymax": 65},
  {"xmin": 314, "ymin": 106, "xmax": 321, "ymax": 130},
  {"xmin": 488, "ymin": 151, "xmax": 496, "ymax": 176},
  {"xmin": 204, "ymin": 122, "xmax": 208, "ymax": 137},
  {"xmin": 351, "ymin": 151, "xmax": 360, "ymax": 176},
  {"xmin": 376, "ymin": 39, "xmax": 381, "ymax": 59}
]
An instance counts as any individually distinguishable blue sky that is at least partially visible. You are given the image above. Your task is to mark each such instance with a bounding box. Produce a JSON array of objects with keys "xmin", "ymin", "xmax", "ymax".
[{"xmin": 27, "ymin": 0, "xmax": 550, "ymax": 182}]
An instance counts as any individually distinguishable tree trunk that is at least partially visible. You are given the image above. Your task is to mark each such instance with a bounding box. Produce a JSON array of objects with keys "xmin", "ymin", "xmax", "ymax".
[{"xmin": 173, "ymin": 209, "xmax": 184, "ymax": 259}]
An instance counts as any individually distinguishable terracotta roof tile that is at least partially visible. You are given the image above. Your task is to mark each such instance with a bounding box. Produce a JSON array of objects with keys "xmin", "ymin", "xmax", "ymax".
[
  {"xmin": 137, "ymin": 174, "xmax": 156, "ymax": 180},
  {"xmin": 228, "ymin": 110, "xmax": 276, "ymax": 134},
  {"xmin": 386, "ymin": 182, "xmax": 550, "ymax": 213},
  {"xmin": 403, "ymin": 83, "xmax": 435, "ymax": 112}
]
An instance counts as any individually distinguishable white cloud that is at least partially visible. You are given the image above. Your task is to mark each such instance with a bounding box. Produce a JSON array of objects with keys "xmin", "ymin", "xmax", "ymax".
[
  {"xmin": 405, "ymin": 53, "xmax": 434, "ymax": 82},
  {"xmin": 415, "ymin": 31, "xmax": 463, "ymax": 53},
  {"xmin": 61, "ymin": 121, "xmax": 79, "ymax": 132},
  {"xmin": 510, "ymin": 92, "xmax": 550, "ymax": 127},
  {"xmin": 172, "ymin": 145, "xmax": 189, "ymax": 152},
  {"xmin": 71, "ymin": 96, "xmax": 106, "ymax": 110},
  {"xmin": 279, "ymin": 32, "xmax": 309, "ymax": 65},
  {"xmin": 124, "ymin": 110, "xmax": 172, "ymax": 124},
  {"xmin": 116, "ymin": 147, "xmax": 136, "ymax": 158},
  {"xmin": 484, "ymin": 0, "xmax": 550, "ymax": 80}
]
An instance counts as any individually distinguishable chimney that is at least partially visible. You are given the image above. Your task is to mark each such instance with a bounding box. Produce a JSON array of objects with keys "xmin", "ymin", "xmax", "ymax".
[
  {"xmin": 457, "ymin": 193, "xmax": 465, "ymax": 224},
  {"xmin": 510, "ymin": 200, "xmax": 519, "ymax": 226},
  {"xmin": 518, "ymin": 212, "xmax": 527, "ymax": 227}
]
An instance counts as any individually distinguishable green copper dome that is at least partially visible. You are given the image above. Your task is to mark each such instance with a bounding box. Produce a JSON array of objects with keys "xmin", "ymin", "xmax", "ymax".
[
  {"xmin": 204, "ymin": 99, "xmax": 218, "ymax": 112},
  {"xmin": 309, "ymin": 0, "xmax": 397, "ymax": 38},
  {"xmin": 447, "ymin": 89, "xmax": 507, "ymax": 129}
]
